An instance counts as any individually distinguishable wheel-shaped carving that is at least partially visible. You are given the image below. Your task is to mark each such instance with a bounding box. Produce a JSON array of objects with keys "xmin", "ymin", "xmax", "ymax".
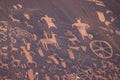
[{"xmin": 90, "ymin": 40, "xmax": 113, "ymax": 59}]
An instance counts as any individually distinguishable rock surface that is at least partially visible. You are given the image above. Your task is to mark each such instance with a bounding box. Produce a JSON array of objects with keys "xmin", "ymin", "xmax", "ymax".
[{"xmin": 0, "ymin": 0, "xmax": 120, "ymax": 80}]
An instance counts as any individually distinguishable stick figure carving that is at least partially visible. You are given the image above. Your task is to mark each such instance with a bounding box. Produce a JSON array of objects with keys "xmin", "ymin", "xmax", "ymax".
[
  {"xmin": 72, "ymin": 18, "xmax": 93, "ymax": 40},
  {"xmin": 41, "ymin": 15, "xmax": 57, "ymax": 29}
]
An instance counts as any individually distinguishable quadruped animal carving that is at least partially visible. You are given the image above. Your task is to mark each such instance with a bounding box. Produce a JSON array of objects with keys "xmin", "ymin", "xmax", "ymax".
[{"xmin": 39, "ymin": 32, "xmax": 61, "ymax": 51}]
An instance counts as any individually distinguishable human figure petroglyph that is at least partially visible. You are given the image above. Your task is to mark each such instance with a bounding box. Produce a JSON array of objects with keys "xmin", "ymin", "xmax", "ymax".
[
  {"xmin": 41, "ymin": 15, "xmax": 57, "ymax": 29},
  {"xmin": 39, "ymin": 32, "xmax": 61, "ymax": 51},
  {"xmin": 20, "ymin": 46, "xmax": 37, "ymax": 67},
  {"xmin": 72, "ymin": 18, "xmax": 93, "ymax": 40}
]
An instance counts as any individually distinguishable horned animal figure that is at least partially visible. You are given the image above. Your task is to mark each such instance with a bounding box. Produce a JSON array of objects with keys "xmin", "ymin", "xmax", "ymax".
[{"xmin": 39, "ymin": 32, "xmax": 61, "ymax": 51}]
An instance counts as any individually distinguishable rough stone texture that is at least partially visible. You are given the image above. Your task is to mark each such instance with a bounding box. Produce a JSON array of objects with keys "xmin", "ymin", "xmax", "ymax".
[{"xmin": 0, "ymin": 0, "xmax": 120, "ymax": 80}]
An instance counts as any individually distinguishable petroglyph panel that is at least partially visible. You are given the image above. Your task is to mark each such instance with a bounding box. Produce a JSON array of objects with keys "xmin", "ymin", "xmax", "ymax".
[{"xmin": 0, "ymin": 0, "xmax": 120, "ymax": 80}]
